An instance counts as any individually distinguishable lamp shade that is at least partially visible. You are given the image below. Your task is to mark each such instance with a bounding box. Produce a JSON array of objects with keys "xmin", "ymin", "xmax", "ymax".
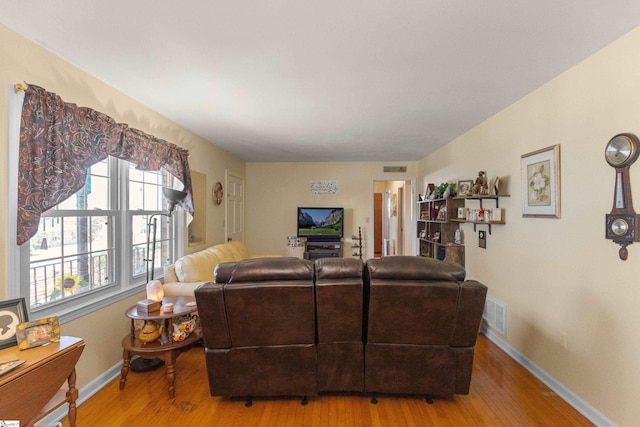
[
  {"xmin": 146, "ymin": 280, "xmax": 164, "ymax": 302},
  {"xmin": 163, "ymin": 188, "xmax": 188, "ymax": 215}
]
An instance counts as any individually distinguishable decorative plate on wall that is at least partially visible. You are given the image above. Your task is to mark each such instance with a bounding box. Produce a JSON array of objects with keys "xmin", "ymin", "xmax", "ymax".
[{"xmin": 212, "ymin": 182, "xmax": 223, "ymax": 205}]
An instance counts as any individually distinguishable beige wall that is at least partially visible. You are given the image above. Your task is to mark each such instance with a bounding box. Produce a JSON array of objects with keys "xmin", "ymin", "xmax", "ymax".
[
  {"xmin": 3, "ymin": 17, "xmax": 640, "ymax": 425},
  {"xmin": 0, "ymin": 24, "xmax": 245, "ymax": 388},
  {"xmin": 245, "ymin": 162, "xmax": 417, "ymax": 259},
  {"xmin": 418, "ymin": 26, "xmax": 640, "ymax": 426}
]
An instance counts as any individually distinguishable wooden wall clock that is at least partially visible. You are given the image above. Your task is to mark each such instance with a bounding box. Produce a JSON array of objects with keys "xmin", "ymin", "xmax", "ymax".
[{"xmin": 605, "ymin": 133, "xmax": 640, "ymax": 260}]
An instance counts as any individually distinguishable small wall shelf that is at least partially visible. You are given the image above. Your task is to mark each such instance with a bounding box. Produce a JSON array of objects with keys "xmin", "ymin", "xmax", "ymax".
[{"xmin": 452, "ymin": 194, "xmax": 509, "ymax": 234}]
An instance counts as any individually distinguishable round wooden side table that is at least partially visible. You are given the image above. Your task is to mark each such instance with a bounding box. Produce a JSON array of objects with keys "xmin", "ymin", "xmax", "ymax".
[{"xmin": 119, "ymin": 296, "xmax": 201, "ymax": 398}]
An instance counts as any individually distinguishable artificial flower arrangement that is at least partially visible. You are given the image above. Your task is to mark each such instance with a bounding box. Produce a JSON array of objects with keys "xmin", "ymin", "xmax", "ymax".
[{"xmin": 49, "ymin": 273, "xmax": 90, "ymax": 301}]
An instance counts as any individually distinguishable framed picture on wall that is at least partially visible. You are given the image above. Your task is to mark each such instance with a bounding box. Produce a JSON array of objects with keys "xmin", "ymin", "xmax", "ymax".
[
  {"xmin": 0, "ymin": 298, "xmax": 28, "ymax": 350},
  {"xmin": 521, "ymin": 144, "xmax": 561, "ymax": 218}
]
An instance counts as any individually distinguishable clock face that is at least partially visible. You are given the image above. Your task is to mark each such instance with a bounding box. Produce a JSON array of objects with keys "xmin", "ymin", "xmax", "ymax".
[
  {"xmin": 606, "ymin": 134, "xmax": 638, "ymax": 167},
  {"xmin": 606, "ymin": 214, "xmax": 637, "ymax": 240},
  {"xmin": 611, "ymin": 218, "xmax": 629, "ymax": 236}
]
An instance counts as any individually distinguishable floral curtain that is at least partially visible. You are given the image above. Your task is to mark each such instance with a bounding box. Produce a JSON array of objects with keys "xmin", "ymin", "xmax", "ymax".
[{"xmin": 16, "ymin": 84, "xmax": 194, "ymax": 245}]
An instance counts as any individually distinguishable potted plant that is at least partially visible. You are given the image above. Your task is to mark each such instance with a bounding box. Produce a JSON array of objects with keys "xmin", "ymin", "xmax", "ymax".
[{"xmin": 434, "ymin": 183, "xmax": 456, "ymax": 198}]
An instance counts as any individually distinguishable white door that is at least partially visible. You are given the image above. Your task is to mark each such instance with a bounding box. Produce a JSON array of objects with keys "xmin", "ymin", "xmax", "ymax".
[{"xmin": 225, "ymin": 172, "xmax": 244, "ymax": 242}]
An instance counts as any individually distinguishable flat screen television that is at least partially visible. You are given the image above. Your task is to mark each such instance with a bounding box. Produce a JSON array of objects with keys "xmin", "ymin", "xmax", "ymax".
[{"xmin": 297, "ymin": 207, "xmax": 344, "ymax": 241}]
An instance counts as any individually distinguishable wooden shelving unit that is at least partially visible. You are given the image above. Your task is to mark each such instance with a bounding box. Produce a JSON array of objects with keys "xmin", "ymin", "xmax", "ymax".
[{"xmin": 417, "ymin": 197, "xmax": 465, "ymax": 267}]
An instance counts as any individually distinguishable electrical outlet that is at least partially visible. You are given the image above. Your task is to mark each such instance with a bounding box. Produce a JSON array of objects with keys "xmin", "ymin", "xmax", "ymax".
[{"xmin": 559, "ymin": 331, "xmax": 568, "ymax": 349}]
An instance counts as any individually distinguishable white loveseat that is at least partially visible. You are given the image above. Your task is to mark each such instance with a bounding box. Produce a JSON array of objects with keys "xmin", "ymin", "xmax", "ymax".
[{"xmin": 163, "ymin": 241, "xmax": 280, "ymax": 296}]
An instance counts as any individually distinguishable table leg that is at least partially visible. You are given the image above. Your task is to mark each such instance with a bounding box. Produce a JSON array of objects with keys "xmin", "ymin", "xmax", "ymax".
[
  {"xmin": 120, "ymin": 349, "xmax": 131, "ymax": 390},
  {"xmin": 164, "ymin": 350, "xmax": 177, "ymax": 398},
  {"xmin": 66, "ymin": 368, "xmax": 79, "ymax": 427}
]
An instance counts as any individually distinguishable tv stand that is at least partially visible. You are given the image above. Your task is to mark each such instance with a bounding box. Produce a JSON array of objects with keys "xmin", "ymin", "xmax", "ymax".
[{"xmin": 304, "ymin": 240, "xmax": 343, "ymax": 260}]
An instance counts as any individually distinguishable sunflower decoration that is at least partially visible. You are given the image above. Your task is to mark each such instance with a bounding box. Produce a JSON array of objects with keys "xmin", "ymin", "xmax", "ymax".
[{"xmin": 50, "ymin": 274, "xmax": 89, "ymax": 301}]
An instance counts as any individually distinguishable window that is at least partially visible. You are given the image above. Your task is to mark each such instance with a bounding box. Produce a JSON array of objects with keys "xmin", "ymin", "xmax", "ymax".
[
  {"xmin": 20, "ymin": 157, "xmax": 183, "ymax": 319},
  {"xmin": 129, "ymin": 164, "xmax": 178, "ymax": 281}
]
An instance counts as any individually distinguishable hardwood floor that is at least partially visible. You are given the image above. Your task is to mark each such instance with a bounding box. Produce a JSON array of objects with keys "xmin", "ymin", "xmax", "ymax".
[{"xmin": 61, "ymin": 335, "xmax": 594, "ymax": 426}]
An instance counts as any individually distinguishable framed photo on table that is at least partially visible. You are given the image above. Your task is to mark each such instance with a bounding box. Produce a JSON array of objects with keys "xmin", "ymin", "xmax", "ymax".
[
  {"xmin": 17, "ymin": 316, "xmax": 61, "ymax": 350},
  {"xmin": 0, "ymin": 297, "xmax": 28, "ymax": 350},
  {"xmin": 521, "ymin": 144, "xmax": 561, "ymax": 218}
]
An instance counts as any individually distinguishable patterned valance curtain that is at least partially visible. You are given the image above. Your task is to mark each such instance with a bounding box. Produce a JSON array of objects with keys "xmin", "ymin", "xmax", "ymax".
[{"xmin": 16, "ymin": 84, "xmax": 194, "ymax": 245}]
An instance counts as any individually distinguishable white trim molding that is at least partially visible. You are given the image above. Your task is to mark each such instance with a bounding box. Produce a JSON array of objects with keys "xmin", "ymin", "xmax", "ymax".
[{"xmin": 482, "ymin": 327, "xmax": 614, "ymax": 427}]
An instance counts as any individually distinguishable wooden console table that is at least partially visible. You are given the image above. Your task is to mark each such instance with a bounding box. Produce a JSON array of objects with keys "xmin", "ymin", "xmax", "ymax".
[{"xmin": 0, "ymin": 336, "xmax": 85, "ymax": 427}]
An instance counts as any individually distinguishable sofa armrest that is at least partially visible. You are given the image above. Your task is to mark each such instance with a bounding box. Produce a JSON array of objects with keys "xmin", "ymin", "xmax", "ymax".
[
  {"xmin": 164, "ymin": 264, "xmax": 179, "ymax": 283},
  {"xmin": 194, "ymin": 282, "xmax": 232, "ymax": 348},
  {"xmin": 450, "ymin": 280, "xmax": 488, "ymax": 347}
]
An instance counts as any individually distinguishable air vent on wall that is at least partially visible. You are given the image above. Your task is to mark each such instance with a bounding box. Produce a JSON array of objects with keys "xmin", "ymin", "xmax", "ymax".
[
  {"xmin": 383, "ymin": 166, "xmax": 407, "ymax": 172},
  {"xmin": 483, "ymin": 296, "xmax": 507, "ymax": 336}
]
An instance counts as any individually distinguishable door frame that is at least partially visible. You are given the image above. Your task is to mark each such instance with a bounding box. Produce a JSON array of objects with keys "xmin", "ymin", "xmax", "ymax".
[
  {"xmin": 225, "ymin": 170, "xmax": 245, "ymax": 243},
  {"xmin": 370, "ymin": 178, "xmax": 417, "ymax": 257}
]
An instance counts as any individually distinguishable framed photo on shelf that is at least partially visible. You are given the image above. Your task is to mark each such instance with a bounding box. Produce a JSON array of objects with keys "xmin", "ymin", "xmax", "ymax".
[
  {"xmin": 436, "ymin": 207, "xmax": 447, "ymax": 220},
  {"xmin": 16, "ymin": 316, "xmax": 61, "ymax": 350},
  {"xmin": 521, "ymin": 144, "xmax": 561, "ymax": 218},
  {"xmin": 457, "ymin": 180, "xmax": 473, "ymax": 197},
  {"xmin": 0, "ymin": 297, "xmax": 28, "ymax": 350},
  {"xmin": 424, "ymin": 183, "xmax": 435, "ymax": 200},
  {"xmin": 490, "ymin": 176, "xmax": 500, "ymax": 195}
]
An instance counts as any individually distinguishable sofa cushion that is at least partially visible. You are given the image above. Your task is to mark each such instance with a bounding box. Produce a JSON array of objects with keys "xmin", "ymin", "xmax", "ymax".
[
  {"xmin": 366, "ymin": 255, "xmax": 466, "ymax": 282},
  {"xmin": 175, "ymin": 250, "xmax": 220, "ymax": 282},
  {"xmin": 226, "ymin": 241, "xmax": 251, "ymax": 259},
  {"xmin": 163, "ymin": 280, "xmax": 208, "ymax": 297},
  {"xmin": 215, "ymin": 257, "xmax": 314, "ymax": 283}
]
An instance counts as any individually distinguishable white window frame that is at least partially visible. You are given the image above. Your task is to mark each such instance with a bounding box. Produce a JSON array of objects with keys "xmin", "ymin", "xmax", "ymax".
[{"xmin": 6, "ymin": 88, "xmax": 185, "ymax": 323}]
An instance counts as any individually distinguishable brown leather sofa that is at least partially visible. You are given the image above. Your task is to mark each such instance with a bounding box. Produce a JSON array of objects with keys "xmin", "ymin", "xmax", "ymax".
[
  {"xmin": 315, "ymin": 258, "xmax": 365, "ymax": 393},
  {"xmin": 194, "ymin": 255, "xmax": 486, "ymax": 404},
  {"xmin": 195, "ymin": 257, "xmax": 317, "ymax": 401},
  {"xmin": 364, "ymin": 256, "xmax": 487, "ymax": 400}
]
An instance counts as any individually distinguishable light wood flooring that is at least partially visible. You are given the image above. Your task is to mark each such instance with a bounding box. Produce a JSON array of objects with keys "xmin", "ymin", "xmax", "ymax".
[{"xmin": 60, "ymin": 334, "xmax": 594, "ymax": 426}]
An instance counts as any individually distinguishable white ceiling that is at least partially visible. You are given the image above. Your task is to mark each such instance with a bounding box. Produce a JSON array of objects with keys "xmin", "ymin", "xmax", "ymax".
[{"xmin": 2, "ymin": 1, "xmax": 640, "ymax": 162}]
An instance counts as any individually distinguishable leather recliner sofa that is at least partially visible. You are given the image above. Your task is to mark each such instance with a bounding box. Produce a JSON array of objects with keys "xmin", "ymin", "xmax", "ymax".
[
  {"xmin": 194, "ymin": 255, "xmax": 487, "ymax": 403},
  {"xmin": 364, "ymin": 256, "xmax": 487, "ymax": 399},
  {"xmin": 195, "ymin": 257, "xmax": 317, "ymax": 400}
]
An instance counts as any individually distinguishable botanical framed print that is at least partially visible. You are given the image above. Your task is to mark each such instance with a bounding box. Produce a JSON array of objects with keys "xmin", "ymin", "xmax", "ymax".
[
  {"xmin": 16, "ymin": 316, "xmax": 60, "ymax": 350},
  {"xmin": 0, "ymin": 298, "xmax": 28, "ymax": 350},
  {"xmin": 521, "ymin": 144, "xmax": 561, "ymax": 218}
]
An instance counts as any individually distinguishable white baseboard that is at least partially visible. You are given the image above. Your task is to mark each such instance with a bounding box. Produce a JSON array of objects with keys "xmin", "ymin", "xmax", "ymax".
[
  {"xmin": 481, "ymin": 327, "xmax": 614, "ymax": 427},
  {"xmin": 35, "ymin": 361, "xmax": 123, "ymax": 427}
]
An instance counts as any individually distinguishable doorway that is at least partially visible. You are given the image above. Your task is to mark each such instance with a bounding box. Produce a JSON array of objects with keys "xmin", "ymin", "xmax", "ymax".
[{"xmin": 372, "ymin": 179, "xmax": 415, "ymax": 258}]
